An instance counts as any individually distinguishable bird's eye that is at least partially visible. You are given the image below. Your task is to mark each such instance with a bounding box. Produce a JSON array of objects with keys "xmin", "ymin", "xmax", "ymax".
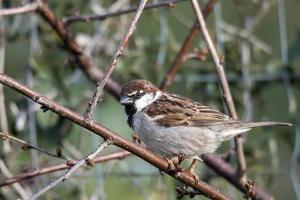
[{"xmin": 137, "ymin": 91, "xmax": 145, "ymax": 98}]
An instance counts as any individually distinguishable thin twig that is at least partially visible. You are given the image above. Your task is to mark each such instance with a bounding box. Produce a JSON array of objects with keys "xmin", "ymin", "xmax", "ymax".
[
  {"xmin": 160, "ymin": 0, "xmax": 218, "ymax": 90},
  {"xmin": 0, "ymin": 2, "xmax": 38, "ymax": 16},
  {"xmin": 0, "ymin": 73, "xmax": 232, "ymax": 200},
  {"xmin": 190, "ymin": 0, "xmax": 247, "ymax": 181},
  {"xmin": 0, "ymin": 151, "xmax": 131, "ymax": 187},
  {"xmin": 0, "ymin": 131, "xmax": 67, "ymax": 160},
  {"xmin": 84, "ymin": 0, "xmax": 148, "ymax": 122},
  {"xmin": 63, "ymin": 0, "xmax": 187, "ymax": 25},
  {"xmin": 28, "ymin": 140, "xmax": 111, "ymax": 200}
]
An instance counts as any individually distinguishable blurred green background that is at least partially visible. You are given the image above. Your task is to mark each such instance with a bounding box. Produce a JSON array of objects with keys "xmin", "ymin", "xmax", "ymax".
[{"xmin": 0, "ymin": 0, "xmax": 300, "ymax": 199}]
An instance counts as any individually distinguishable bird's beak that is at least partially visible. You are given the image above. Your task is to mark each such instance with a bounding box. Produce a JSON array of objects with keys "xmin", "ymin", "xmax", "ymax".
[{"xmin": 120, "ymin": 96, "xmax": 134, "ymax": 105}]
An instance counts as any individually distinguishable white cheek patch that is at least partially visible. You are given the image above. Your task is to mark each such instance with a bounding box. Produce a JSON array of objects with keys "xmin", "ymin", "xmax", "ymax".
[
  {"xmin": 134, "ymin": 91, "xmax": 161, "ymax": 112},
  {"xmin": 135, "ymin": 93, "xmax": 154, "ymax": 112}
]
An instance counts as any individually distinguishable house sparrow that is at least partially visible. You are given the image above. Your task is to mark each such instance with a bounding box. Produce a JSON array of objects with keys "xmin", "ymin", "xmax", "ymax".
[{"xmin": 120, "ymin": 80, "xmax": 292, "ymax": 177}]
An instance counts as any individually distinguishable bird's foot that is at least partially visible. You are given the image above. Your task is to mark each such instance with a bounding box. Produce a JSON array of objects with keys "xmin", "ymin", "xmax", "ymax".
[
  {"xmin": 132, "ymin": 133, "xmax": 141, "ymax": 144},
  {"xmin": 184, "ymin": 169, "xmax": 199, "ymax": 184},
  {"xmin": 165, "ymin": 154, "xmax": 185, "ymax": 174},
  {"xmin": 184, "ymin": 159, "xmax": 199, "ymax": 184}
]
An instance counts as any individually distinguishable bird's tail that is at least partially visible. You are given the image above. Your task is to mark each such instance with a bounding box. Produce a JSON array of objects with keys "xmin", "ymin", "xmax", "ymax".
[
  {"xmin": 220, "ymin": 121, "xmax": 292, "ymax": 141},
  {"xmin": 240, "ymin": 121, "xmax": 292, "ymax": 128}
]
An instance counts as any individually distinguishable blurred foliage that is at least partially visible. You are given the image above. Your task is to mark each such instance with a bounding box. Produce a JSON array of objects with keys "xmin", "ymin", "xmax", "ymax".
[{"xmin": 0, "ymin": 0, "xmax": 300, "ymax": 199}]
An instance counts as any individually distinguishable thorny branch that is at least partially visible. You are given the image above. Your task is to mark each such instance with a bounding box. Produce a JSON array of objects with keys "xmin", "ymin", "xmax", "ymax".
[
  {"xmin": 63, "ymin": 0, "xmax": 188, "ymax": 25},
  {"xmin": 0, "ymin": 73, "xmax": 232, "ymax": 200},
  {"xmin": 84, "ymin": 0, "xmax": 148, "ymax": 123},
  {"xmin": 191, "ymin": 0, "xmax": 247, "ymax": 181}
]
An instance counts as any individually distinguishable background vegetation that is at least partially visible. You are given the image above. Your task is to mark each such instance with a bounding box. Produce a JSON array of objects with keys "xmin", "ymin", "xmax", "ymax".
[{"xmin": 0, "ymin": 0, "xmax": 299, "ymax": 199}]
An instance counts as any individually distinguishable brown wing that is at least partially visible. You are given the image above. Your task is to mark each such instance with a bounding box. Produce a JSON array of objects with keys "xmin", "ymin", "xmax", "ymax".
[{"xmin": 146, "ymin": 93, "xmax": 232, "ymax": 127}]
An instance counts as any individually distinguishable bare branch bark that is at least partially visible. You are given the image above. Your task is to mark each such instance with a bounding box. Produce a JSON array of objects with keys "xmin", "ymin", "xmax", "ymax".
[
  {"xmin": 190, "ymin": 0, "xmax": 247, "ymax": 181},
  {"xmin": 0, "ymin": 2, "xmax": 38, "ymax": 16}
]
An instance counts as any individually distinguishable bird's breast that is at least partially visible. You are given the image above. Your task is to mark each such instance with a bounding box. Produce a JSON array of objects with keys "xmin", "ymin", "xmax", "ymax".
[{"xmin": 132, "ymin": 112, "xmax": 221, "ymax": 158}]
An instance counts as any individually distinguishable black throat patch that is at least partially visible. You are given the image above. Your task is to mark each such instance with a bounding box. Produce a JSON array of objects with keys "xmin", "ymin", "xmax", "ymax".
[{"xmin": 124, "ymin": 104, "xmax": 137, "ymax": 128}]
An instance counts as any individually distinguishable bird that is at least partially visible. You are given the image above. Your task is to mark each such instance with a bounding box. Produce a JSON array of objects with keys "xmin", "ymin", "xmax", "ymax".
[{"xmin": 120, "ymin": 79, "xmax": 292, "ymax": 180}]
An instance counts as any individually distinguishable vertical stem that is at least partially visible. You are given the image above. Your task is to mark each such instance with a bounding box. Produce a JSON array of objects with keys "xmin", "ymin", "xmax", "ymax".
[{"xmin": 191, "ymin": 0, "xmax": 247, "ymax": 180}]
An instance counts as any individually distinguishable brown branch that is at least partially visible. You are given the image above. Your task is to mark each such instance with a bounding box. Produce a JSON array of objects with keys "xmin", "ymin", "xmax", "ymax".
[
  {"xmin": 0, "ymin": 73, "xmax": 232, "ymax": 200},
  {"xmin": 0, "ymin": 151, "xmax": 131, "ymax": 187},
  {"xmin": 0, "ymin": 2, "xmax": 38, "ymax": 16},
  {"xmin": 84, "ymin": 0, "xmax": 148, "ymax": 122},
  {"xmin": 35, "ymin": 0, "xmax": 122, "ymax": 100},
  {"xmin": 160, "ymin": 0, "xmax": 218, "ymax": 90},
  {"xmin": 190, "ymin": 0, "xmax": 247, "ymax": 181},
  {"xmin": 63, "ymin": 0, "xmax": 188, "ymax": 25}
]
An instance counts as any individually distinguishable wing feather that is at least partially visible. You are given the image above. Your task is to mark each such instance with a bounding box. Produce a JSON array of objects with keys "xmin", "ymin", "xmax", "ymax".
[{"xmin": 146, "ymin": 93, "xmax": 232, "ymax": 127}]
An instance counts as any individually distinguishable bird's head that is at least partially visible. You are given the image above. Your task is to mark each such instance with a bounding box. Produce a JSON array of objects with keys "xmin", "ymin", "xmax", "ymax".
[{"xmin": 120, "ymin": 80, "xmax": 160, "ymax": 112}]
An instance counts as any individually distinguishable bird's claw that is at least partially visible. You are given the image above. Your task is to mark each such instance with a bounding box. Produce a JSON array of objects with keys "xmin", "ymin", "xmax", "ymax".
[
  {"xmin": 185, "ymin": 159, "xmax": 199, "ymax": 184},
  {"xmin": 132, "ymin": 133, "xmax": 141, "ymax": 144},
  {"xmin": 186, "ymin": 170, "xmax": 199, "ymax": 184},
  {"xmin": 165, "ymin": 155, "xmax": 185, "ymax": 174}
]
